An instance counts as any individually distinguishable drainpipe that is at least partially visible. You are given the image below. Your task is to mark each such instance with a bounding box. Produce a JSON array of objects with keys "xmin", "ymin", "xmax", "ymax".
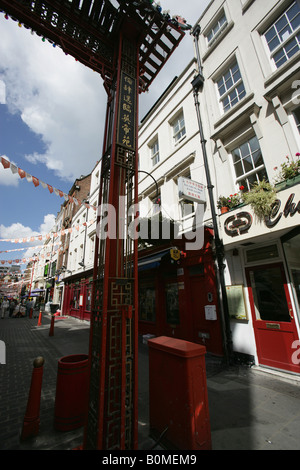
[{"xmin": 191, "ymin": 25, "xmax": 233, "ymax": 364}]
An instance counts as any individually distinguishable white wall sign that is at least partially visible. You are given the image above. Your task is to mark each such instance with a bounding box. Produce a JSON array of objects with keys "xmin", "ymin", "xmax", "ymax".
[{"xmin": 178, "ymin": 177, "xmax": 206, "ymax": 204}]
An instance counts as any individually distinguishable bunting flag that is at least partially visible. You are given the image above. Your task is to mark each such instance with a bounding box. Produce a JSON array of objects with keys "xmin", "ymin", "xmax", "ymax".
[
  {"xmin": 1, "ymin": 156, "xmax": 97, "ymax": 211},
  {"xmin": 0, "ymin": 241, "xmax": 62, "ymax": 253},
  {"xmin": 0, "ymin": 218, "xmax": 96, "ymax": 243},
  {"xmin": 0, "ymin": 243, "xmax": 64, "ymax": 265}
]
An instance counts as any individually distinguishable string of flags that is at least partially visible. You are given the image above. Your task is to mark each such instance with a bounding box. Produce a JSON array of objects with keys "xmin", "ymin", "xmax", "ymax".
[
  {"xmin": 0, "ymin": 241, "xmax": 61, "ymax": 253},
  {"xmin": 0, "ymin": 156, "xmax": 97, "ymax": 211},
  {"xmin": 0, "ymin": 218, "xmax": 96, "ymax": 244},
  {"xmin": 0, "ymin": 242, "xmax": 64, "ymax": 265}
]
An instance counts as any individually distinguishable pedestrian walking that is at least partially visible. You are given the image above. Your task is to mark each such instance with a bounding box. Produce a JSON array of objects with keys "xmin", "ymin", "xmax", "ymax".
[
  {"xmin": 9, "ymin": 299, "xmax": 16, "ymax": 317},
  {"xmin": 1, "ymin": 298, "xmax": 9, "ymax": 319}
]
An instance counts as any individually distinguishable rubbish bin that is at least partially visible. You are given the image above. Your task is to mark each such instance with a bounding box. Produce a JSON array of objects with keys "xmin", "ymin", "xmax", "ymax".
[
  {"xmin": 148, "ymin": 336, "xmax": 211, "ymax": 450},
  {"xmin": 50, "ymin": 303, "xmax": 59, "ymax": 314},
  {"xmin": 54, "ymin": 354, "xmax": 89, "ymax": 431}
]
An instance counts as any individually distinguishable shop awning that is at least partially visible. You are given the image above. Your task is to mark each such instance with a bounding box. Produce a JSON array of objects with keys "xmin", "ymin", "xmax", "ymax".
[{"xmin": 138, "ymin": 250, "xmax": 170, "ymax": 272}]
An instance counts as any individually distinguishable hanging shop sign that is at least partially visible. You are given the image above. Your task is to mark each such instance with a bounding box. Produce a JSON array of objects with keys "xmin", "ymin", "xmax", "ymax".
[
  {"xmin": 178, "ymin": 177, "xmax": 206, "ymax": 204},
  {"xmin": 117, "ymin": 72, "xmax": 137, "ymax": 150},
  {"xmin": 170, "ymin": 248, "xmax": 181, "ymax": 261}
]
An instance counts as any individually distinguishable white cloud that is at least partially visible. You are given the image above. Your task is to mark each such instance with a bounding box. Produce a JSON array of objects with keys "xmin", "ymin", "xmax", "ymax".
[
  {"xmin": 0, "ymin": 155, "xmax": 19, "ymax": 187},
  {"xmin": 0, "ymin": 17, "xmax": 106, "ymax": 182},
  {"xmin": 39, "ymin": 214, "xmax": 56, "ymax": 235},
  {"xmin": 0, "ymin": 213, "xmax": 57, "ymax": 261},
  {"xmin": 0, "ymin": 79, "xmax": 6, "ymax": 104},
  {"xmin": 0, "ymin": 1, "xmax": 211, "ymax": 180}
]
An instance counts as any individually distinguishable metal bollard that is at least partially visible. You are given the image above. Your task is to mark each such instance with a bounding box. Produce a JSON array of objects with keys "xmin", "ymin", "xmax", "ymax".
[
  {"xmin": 49, "ymin": 315, "xmax": 55, "ymax": 336},
  {"xmin": 20, "ymin": 357, "xmax": 44, "ymax": 441}
]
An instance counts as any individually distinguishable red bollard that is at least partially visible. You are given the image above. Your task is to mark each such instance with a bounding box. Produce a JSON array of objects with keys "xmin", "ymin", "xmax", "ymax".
[
  {"xmin": 49, "ymin": 315, "xmax": 55, "ymax": 336},
  {"xmin": 37, "ymin": 311, "xmax": 42, "ymax": 326},
  {"xmin": 29, "ymin": 308, "xmax": 33, "ymax": 319},
  {"xmin": 20, "ymin": 356, "xmax": 44, "ymax": 441}
]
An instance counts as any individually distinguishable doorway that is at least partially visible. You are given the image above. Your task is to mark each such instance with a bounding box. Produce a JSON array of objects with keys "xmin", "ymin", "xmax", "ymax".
[{"xmin": 246, "ymin": 263, "xmax": 300, "ymax": 373}]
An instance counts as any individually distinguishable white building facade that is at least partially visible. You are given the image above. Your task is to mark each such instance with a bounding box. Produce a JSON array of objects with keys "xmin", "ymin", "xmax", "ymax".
[{"xmin": 195, "ymin": 0, "xmax": 300, "ymax": 372}]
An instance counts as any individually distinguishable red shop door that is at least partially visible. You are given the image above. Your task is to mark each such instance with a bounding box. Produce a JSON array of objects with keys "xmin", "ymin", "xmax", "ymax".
[{"xmin": 246, "ymin": 263, "xmax": 300, "ymax": 373}]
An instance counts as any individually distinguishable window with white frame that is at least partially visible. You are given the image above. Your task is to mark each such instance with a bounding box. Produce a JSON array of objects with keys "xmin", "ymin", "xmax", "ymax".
[
  {"xmin": 293, "ymin": 107, "xmax": 300, "ymax": 134},
  {"xmin": 264, "ymin": 1, "xmax": 300, "ymax": 69},
  {"xmin": 150, "ymin": 138, "xmax": 159, "ymax": 166},
  {"xmin": 206, "ymin": 11, "xmax": 227, "ymax": 44},
  {"xmin": 172, "ymin": 111, "xmax": 186, "ymax": 143},
  {"xmin": 151, "ymin": 192, "xmax": 161, "ymax": 215},
  {"xmin": 216, "ymin": 61, "xmax": 246, "ymax": 113},
  {"xmin": 232, "ymin": 136, "xmax": 268, "ymax": 191}
]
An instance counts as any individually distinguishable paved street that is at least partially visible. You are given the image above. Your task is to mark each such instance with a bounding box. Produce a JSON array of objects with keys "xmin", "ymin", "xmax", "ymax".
[{"xmin": 1, "ymin": 314, "xmax": 300, "ymax": 450}]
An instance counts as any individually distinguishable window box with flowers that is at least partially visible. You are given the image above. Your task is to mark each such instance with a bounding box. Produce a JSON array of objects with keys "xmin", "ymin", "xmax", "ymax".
[
  {"xmin": 274, "ymin": 153, "xmax": 300, "ymax": 191},
  {"xmin": 217, "ymin": 187, "xmax": 244, "ymax": 214},
  {"xmin": 241, "ymin": 180, "xmax": 277, "ymax": 221}
]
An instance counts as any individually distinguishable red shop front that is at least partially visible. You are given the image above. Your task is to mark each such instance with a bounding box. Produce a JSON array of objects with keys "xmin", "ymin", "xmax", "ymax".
[
  {"xmin": 62, "ymin": 269, "xmax": 93, "ymax": 321},
  {"xmin": 138, "ymin": 228, "xmax": 224, "ymax": 357}
]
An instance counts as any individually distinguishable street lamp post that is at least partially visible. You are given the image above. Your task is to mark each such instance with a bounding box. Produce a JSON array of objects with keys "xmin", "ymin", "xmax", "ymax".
[{"xmin": 191, "ymin": 25, "xmax": 233, "ymax": 364}]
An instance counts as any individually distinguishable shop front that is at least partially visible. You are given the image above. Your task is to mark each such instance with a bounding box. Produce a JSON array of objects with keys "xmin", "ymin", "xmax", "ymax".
[
  {"xmin": 62, "ymin": 269, "xmax": 93, "ymax": 321},
  {"xmin": 138, "ymin": 228, "xmax": 224, "ymax": 357},
  {"xmin": 220, "ymin": 183, "xmax": 300, "ymax": 374}
]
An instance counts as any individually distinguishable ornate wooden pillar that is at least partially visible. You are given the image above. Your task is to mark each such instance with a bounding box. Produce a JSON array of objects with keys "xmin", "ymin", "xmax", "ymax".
[{"xmin": 84, "ymin": 28, "xmax": 139, "ymax": 450}]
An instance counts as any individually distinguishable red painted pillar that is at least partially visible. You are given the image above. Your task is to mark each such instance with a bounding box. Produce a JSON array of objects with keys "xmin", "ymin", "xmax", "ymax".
[{"xmin": 84, "ymin": 28, "xmax": 139, "ymax": 451}]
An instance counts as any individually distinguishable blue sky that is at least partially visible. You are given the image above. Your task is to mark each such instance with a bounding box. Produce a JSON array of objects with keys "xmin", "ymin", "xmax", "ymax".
[{"xmin": 0, "ymin": 0, "xmax": 210, "ymax": 269}]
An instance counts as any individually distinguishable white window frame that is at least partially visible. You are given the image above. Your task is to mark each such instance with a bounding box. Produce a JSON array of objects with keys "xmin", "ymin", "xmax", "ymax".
[
  {"xmin": 230, "ymin": 135, "xmax": 268, "ymax": 191},
  {"xmin": 149, "ymin": 138, "xmax": 160, "ymax": 166},
  {"xmin": 171, "ymin": 111, "xmax": 186, "ymax": 144},
  {"xmin": 263, "ymin": 1, "xmax": 300, "ymax": 70},
  {"xmin": 216, "ymin": 60, "xmax": 246, "ymax": 114},
  {"xmin": 206, "ymin": 11, "xmax": 228, "ymax": 45}
]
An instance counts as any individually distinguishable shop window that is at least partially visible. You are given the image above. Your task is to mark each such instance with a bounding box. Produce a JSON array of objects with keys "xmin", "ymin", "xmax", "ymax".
[
  {"xmin": 293, "ymin": 107, "xmax": 300, "ymax": 134},
  {"xmin": 216, "ymin": 61, "xmax": 246, "ymax": 113},
  {"xmin": 188, "ymin": 264, "xmax": 205, "ymax": 276},
  {"xmin": 264, "ymin": 1, "xmax": 300, "ymax": 69},
  {"xmin": 139, "ymin": 284, "xmax": 156, "ymax": 322},
  {"xmin": 246, "ymin": 244, "xmax": 279, "ymax": 263},
  {"xmin": 85, "ymin": 285, "xmax": 92, "ymax": 311},
  {"xmin": 232, "ymin": 135, "xmax": 268, "ymax": 191},
  {"xmin": 165, "ymin": 282, "xmax": 180, "ymax": 325},
  {"xmin": 72, "ymin": 286, "xmax": 80, "ymax": 309},
  {"xmin": 282, "ymin": 229, "xmax": 300, "ymax": 307}
]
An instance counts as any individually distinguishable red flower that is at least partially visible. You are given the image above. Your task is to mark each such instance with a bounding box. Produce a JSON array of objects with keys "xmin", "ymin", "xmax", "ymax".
[{"xmin": 239, "ymin": 185, "xmax": 245, "ymax": 191}]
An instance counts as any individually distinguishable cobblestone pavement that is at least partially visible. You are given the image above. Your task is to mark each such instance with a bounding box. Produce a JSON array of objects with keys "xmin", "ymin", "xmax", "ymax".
[{"xmin": 2, "ymin": 314, "xmax": 300, "ymax": 451}]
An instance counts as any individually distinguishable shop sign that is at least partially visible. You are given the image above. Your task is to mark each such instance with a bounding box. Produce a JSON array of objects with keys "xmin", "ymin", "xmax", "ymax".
[
  {"xmin": 178, "ymin": 177, "xmax": 206, "ymax": 204},
  {"xmin": 265, "ymin": 193, "xmax": 300, "ymax": 228},
  {"xmin": 224, "ymin": 191, "xmax": 300, "ymax": 238},
  {"xmin": 224, "ymin": 212, "xmax": 253, "ymax": 237},
  {"xmin": 170, "ymin": 248, "xmax": 180, "ymax": 261},
  {"xmin": 117, "ymin": 72, "xmax": 136, "ymax": 150}
]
